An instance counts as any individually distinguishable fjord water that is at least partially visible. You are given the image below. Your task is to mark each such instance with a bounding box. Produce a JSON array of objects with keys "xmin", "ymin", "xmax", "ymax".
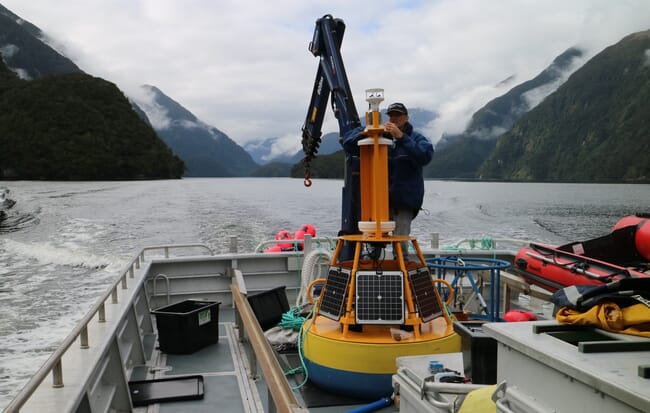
[{"xmin": 0, "ymin": 178, "xmax": 648, "ymax": 408}]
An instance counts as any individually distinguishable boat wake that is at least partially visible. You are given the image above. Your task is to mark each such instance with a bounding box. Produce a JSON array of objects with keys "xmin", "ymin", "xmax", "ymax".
[
  {"xmin": 45, "ymin": 186, "xmax": 119, "ymax": 199},
  {"xmin": 1, "ymin": 239, "xmax": 126, "ymax": 271},
  {"xmin": 0, "ymin": 210, "xmax": 40, "ymax": 234},
  {"xmin": 0, "ymin": 237, "xmax": 128, "ymax": 409},
  {"xmin": 531, "ymin": 217, "xmax": 566, "ymax": 239},
  {"xmin": 0, "ymin": 188, "xmax": 40, "ymax": 234}
]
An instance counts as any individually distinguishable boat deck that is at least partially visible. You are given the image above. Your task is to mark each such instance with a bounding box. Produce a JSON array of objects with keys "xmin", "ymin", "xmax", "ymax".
[
  {"xmin": 131, "ymin": 308, "xmax": 265, "ymax": 412},
  {"xmin": 134, "ymin": 307, "xmax": 396, "ymax": 413},
  {"xmin": 4, "ymin": 243, "xmax": 535, "ymax": 412}
]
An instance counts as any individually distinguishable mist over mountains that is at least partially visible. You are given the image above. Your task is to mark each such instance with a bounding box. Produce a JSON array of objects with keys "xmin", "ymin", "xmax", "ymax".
[
  {"xmin": 1, "ymin": 2, "xmax": 648, "ymax": 182},
  {"xmin": 479, "ymin": 30, "xmax": 650, "ymax": 182},
  {"xmin": 426, "ymin": 47, "xmax": 586, "ymax": 179},
  {"xmin": 0, "ymin": 4, "xmax": 81, "ymax": 78},
  {"xmin": 0, "ymin": 4, "xmax": 183, "ymax": 180},
  {"xmin": 246, "ymin": 106, "xmax": 438, "ymax": 166},
  {"xmin": 131, "ymin": 85, "xmax": 258, "ymax": 177}
]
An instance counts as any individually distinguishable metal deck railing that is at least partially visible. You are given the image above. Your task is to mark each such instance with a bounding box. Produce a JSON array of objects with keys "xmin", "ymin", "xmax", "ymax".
[{"xmin": 4, "ymin": 244, "xmax": 214, "ymax": 413}]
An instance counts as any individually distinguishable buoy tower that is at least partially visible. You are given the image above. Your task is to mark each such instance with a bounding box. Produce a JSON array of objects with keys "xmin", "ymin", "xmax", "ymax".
[{"xmin": 302, "ymin": 89, "xmax": 460, "ymax": 400}]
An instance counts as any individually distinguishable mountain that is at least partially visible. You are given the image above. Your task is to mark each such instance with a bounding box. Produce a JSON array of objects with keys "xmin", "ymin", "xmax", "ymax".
[
  {"xmin": 426, "ymin": 47, "xmax": 585, "ymax": 179},
  {"xmin": 290, "ymin": 150, "xmax": 345, "ymax": 180},
  {"xmin": 1, "ymin": 3, "xmax": 263, "ymax": 180},
  {"xmin": 132, "ymin": 85, "xmax": 259, "ymax": 177},
  {"xmin": 245, "ymin": 137, "xmax": 282, "ymax": 164},
  {"xmin": 250, "ymin": 162, "xmax": 293, "ymax": 177},
  {"xmin": 0, "ymin": 5, "xmax": 183, "ymax": 180},
  {"xmin": 439, "ymin": 47, "xmax": 584, "ymax": 149},
  {"xmin": 286, "ymin": 108, "xmax": 439, "ymax": 179},
  {"xmin": 245, "ymin": 131, "xmax": 341, "ymax": 166},
  {"xmin": 0, "ymin": 60, "xmax": 184, "ymax": 179},
  {"xmin": 245, "ymin": 134, "xmax": 336, "ymax": 177},
  {"xmin": 0, "ymin": 4, "xmax": 82, "ymax": 78},
  {"xmin": 248, "ymin": 107, "xmax": 438, "ymax": 169},
  {"xmin": 479, "ymin": 30, "xmax": 650, "ymax": 182}
]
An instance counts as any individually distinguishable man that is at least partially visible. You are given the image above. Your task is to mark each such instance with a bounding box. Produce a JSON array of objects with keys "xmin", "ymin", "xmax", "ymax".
[{"xmin": 342, "ymin": 102, "xmax": 434, "ymax": 258}]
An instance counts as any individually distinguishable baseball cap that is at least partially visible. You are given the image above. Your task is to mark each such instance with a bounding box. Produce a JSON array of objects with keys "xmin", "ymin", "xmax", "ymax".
[{"xmin": 387, "ymin": 102, "xmax": 408, "ymax": 115}]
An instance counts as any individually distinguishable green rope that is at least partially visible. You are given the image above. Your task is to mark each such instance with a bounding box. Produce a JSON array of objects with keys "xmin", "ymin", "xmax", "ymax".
[
  {"xmin": 278, "ymin": 307, "xmax": 307, "ymax": 331},
  {"xmin": 284, "ymin": 366, "xmax": 304, "ymax": 376},
  {"xmin": 479, "ymin": 237, "xmax": 494, "ymax": 249},
  {"xmin": 443, "ymin": 301, "xmax": 456, "ymax": 321},
  {"xmin": 442, "ymin": 236, "xmax": 495, "ymax": 251},
  {"xmin": 277, "ymin": 306, "xmax": 316, "ymax": 390},
  {"xmin": 293, "ymin": 305, "xmax": 317, "ymax": 390},
  {"xmin": 314, "ymin": 236, "xmax": 337, "ymax": 250}
]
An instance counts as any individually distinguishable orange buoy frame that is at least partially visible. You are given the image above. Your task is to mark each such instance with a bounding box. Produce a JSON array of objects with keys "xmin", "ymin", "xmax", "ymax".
[
  {"xmin": 329, "ymin": 88, "xmax": 454, "ymax": 333},
  {"xmin": 302, "ymin": 89, "xmax": 460, "ymax": 400}
]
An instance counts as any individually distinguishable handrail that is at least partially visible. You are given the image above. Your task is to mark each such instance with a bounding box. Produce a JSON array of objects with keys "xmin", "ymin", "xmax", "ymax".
[
  {"xmin": 448, "ymin": 238, "xmax": 530, "ymax": 250},
  {"xmin": 254, "ymin": 236, "xmax": 337, "ymax": 253},
  {"xmin": 254, "ymin": 235, "xmax": 526, "ymax": 254},
  {"xmin": 141, "ymin": 243, "xmax": 214, "ymax": 258},
  {"xmin": 4, "ymin": 243, "xmax": 214, "ymax": 413},
  {"xmin": 230, "ymin": 282, "xmax": 308, "ymax": 413},
  {"xmin": 152, "ymin": 273, "xmax": 171, "ymax": 305}
]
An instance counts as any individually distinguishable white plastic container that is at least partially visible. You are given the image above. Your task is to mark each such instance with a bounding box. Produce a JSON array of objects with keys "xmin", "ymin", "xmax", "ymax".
[
  {"xmin": 392, "ymin": 353, "xmax": 487, "ymax": 413},
  {"xmin": 484, "ymin": 321, "xmax": 650, "ymax": 413}
]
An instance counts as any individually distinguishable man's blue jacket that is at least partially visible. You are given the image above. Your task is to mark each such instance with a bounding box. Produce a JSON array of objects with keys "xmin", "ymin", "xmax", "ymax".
[{"xmin": 341, "ymin": 122, "xmax": 433, "ymax": 217}]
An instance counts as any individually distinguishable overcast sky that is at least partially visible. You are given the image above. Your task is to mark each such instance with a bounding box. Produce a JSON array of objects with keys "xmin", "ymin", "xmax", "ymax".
[{"xmin": 3, "ymin": 0, "xmax": 649, "ymax": 152}]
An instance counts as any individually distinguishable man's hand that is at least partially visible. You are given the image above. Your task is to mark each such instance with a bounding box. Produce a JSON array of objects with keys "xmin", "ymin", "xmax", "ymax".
[{"xmin": 384, "ymin": 122, "xmax": 404, "ymax": 139}]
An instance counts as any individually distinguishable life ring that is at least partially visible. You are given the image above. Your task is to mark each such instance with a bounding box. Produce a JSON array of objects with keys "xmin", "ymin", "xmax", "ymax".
[
  {"xmin": 264, "ymin": 230, "xmax": 294, "ymax": 252},
  {"xmin": 294, "ymin": 229, "xmax": 306, "ymax": 251},
  {"xmin": 294, "ymin": 224, "xmax": 317, "ymax": 251},
  {"xmin": 264, "ymin": 225, "xmax": 318, "ymax": 253},
  {"xmin": 301, "ymin": 224, "xmax": 317, "ymax": 237}
]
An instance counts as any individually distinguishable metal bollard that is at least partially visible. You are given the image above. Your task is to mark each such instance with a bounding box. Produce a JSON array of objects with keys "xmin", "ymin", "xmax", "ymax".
[{"xmin": 430, "ymin": 233, "xmax": 439, "ymax": 249}]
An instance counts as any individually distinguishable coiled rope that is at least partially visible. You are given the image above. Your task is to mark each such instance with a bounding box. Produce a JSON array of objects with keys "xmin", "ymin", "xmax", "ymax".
[
  {"xmin": 296, "ymin": 247, "xmax": 332, "ymax": 307},
  {"xmin": 278, "ymin": 307, "xmax": 307, "ymax": 331}
]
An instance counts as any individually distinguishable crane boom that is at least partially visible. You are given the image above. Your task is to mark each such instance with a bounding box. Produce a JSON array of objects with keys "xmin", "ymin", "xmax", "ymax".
[
  {"xmin": 302, "ymin": 15, "xmax": 363, "ymax": 259},
  {"xmin": 301, "ymin": 15, "xmax": 361, "ymax": 182}
]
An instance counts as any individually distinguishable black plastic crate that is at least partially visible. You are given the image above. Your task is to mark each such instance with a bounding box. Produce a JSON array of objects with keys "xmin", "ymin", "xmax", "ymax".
[
  {"xmin": 247, "ymin": 286, "xmax": 290, "ymax": 331},
  {"xmin": 152, "ymin": 300, "xmax": 221, "ymax": 354},
  {"xmin": 453, "ymin": 321, "xmax": 497, "ymax": 384}
]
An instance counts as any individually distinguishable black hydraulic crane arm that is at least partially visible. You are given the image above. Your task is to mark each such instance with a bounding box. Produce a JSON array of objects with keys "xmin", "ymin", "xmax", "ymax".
[{"xmin": 301, "ymin": 15, "xmax": 361, "ymax": 186}]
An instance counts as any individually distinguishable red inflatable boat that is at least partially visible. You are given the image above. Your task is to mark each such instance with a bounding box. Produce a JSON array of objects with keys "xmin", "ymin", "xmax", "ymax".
[{"xmin": 514, "ymin": 214, "xmax": 650, "ymax": 292}]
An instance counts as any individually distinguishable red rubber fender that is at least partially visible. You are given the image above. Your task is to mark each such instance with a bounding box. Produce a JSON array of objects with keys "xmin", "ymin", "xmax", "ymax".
[{"xmin": 503, "ymin": 309, "xmax": 538, "ymax": 322}]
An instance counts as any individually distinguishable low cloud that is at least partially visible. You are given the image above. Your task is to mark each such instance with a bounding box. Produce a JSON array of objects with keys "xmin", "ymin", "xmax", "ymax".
[
  {"xmin": 129, "ymin": 86, "xmax": 172, "ymax": 130},
  {"xmin": 266, "ymin": 134, "xmax": 302, "ymax": 160},
  {"xmin": 3, "ymin": 0, "xmax": 649, "ymax": 145},
  {"xmin": 0, "ymin": 44, "xmax": 19, "ymax": 58}
]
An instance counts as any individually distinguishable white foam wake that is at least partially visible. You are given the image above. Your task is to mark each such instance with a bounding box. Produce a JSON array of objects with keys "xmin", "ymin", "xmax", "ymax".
[{"xmin": 1, "ymin": 239, "xmax": 127, "ymax": 271}]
